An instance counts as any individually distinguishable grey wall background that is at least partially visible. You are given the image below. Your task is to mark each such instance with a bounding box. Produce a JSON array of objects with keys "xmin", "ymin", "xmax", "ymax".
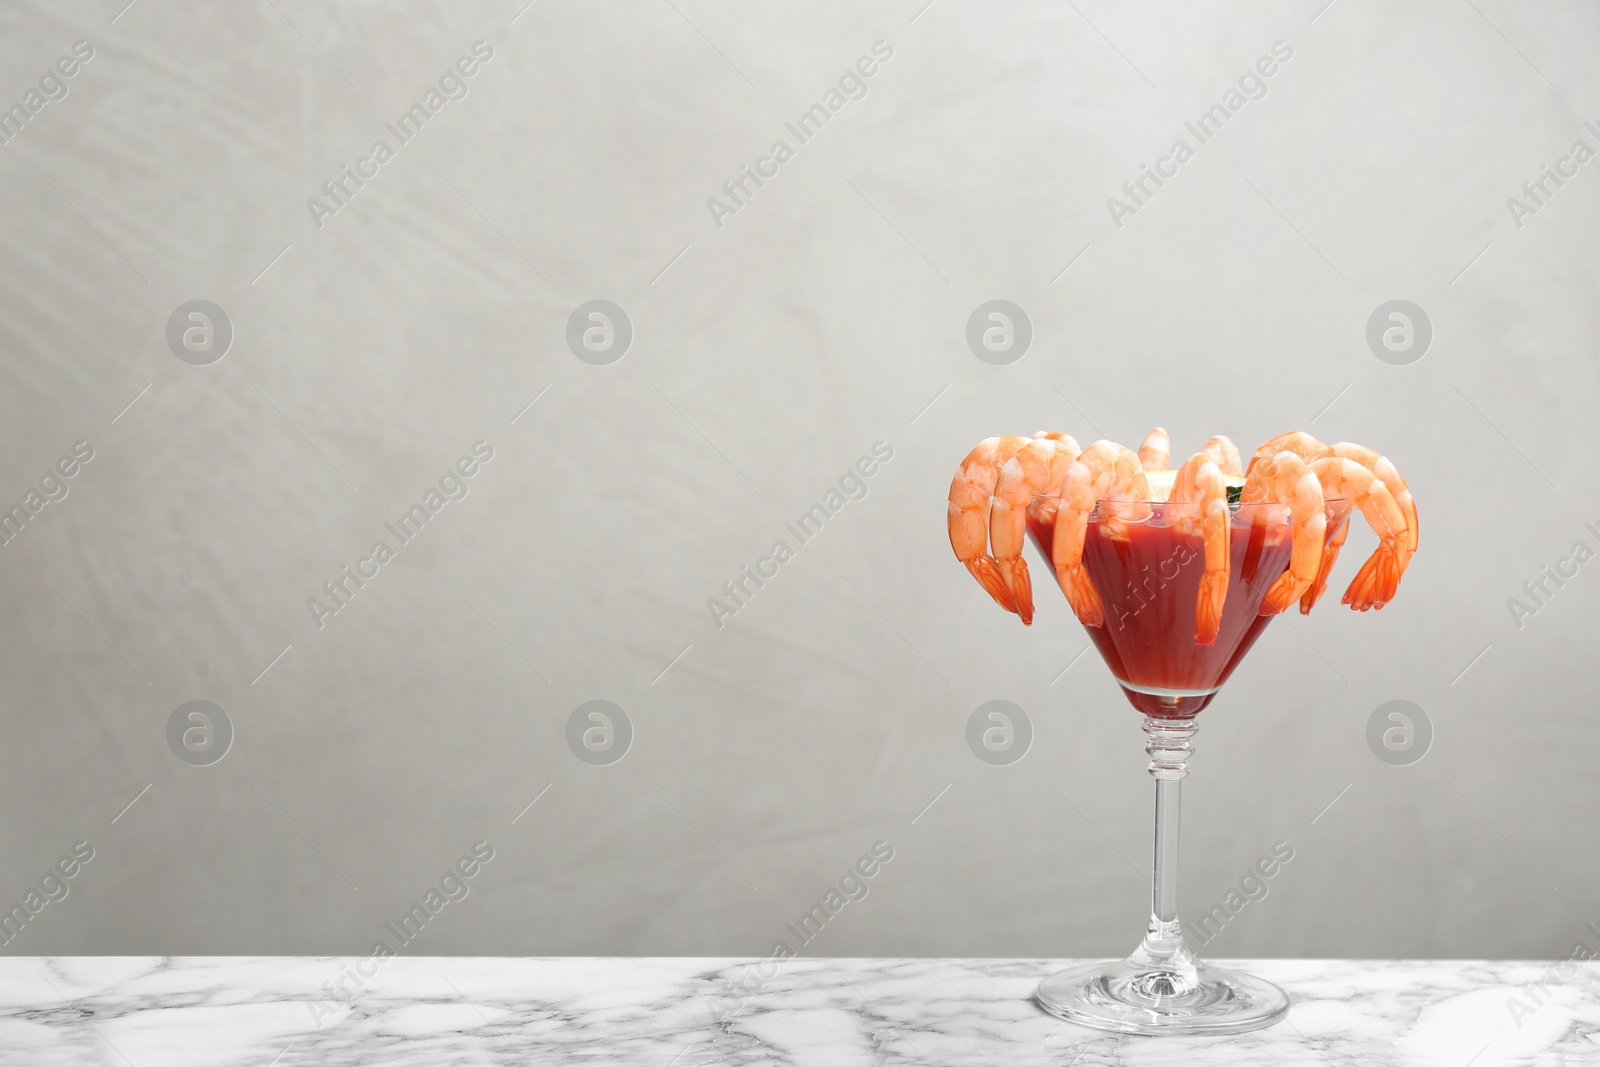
[{"xmin": 0, "ymin": 0, "xmax": 1595, "ymax": 960}]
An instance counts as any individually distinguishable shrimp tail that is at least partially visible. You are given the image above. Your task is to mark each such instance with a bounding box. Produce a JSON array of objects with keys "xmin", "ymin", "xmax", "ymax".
[
  {"xmin": 1195, "ymin": 569, "xmax": 1226, "ymax": 645},
  {"xmin": 1057, "ymin": 564, "xmax": 1104, "ymax": 627},
  {"xmin": 997, "ymin": 556, "xmax": 1035, "ymax": 626},
  {"xmin": 1260, "ymin": 571, "xmax": 1304, "ymax": 615},
  {"xmin": 1343, "ymin": 543, "xmax": 1402, "ymax": 611},
  {"xmin": 965, "ymin": 557, "xmax": 1019, "ymax": 615}
]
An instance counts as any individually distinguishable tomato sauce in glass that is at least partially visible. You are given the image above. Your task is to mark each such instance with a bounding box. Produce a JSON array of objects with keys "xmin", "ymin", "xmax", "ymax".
[{"xmin": 1026, "ymin": 500, "xmax": 1323, "ymax": 718}]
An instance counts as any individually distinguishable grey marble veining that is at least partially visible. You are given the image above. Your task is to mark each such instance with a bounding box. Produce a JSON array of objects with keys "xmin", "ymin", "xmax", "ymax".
[{"xmin": 1, "ymin": 957, "xmax": 1597, "ymax": 1065}]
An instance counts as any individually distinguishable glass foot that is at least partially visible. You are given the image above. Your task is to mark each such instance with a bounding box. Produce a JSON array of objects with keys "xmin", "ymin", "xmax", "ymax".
[{"xmin": 1036, "ymin": 957, "xmax": 1289, "ymax": 1036}]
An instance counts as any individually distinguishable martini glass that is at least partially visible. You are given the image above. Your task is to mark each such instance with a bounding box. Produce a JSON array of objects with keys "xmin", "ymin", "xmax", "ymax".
[{"xmin": 1023, "ymin": 492, "xmax": 1351, "ymax": 1035}]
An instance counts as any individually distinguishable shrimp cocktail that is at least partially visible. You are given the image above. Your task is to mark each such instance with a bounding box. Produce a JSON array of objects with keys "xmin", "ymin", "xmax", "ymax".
[{"xmin": 947, "ymin": 427, "xmax": 1416, "ymax": 1035}]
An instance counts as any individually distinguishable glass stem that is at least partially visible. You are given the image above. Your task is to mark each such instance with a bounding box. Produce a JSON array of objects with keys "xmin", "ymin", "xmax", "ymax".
[
  {"xmin": 1127, "ymin": 713, "xmax": 1200, "ymax": 996},
  {"xmin": 1153, "ymin": 776, "xmax": 1182, "ymax": 926}
]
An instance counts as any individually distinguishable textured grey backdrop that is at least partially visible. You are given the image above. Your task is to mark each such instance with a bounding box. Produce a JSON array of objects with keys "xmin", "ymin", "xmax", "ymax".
[{"xmin": 0, "ymin": 0, "xmax": 1595, "ymax": 960}]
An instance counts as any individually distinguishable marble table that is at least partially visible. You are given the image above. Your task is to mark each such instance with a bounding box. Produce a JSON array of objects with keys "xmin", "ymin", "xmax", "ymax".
[{"xmin": 1, "ymin": 957, "xmax": 1597, "ymax": 1065}]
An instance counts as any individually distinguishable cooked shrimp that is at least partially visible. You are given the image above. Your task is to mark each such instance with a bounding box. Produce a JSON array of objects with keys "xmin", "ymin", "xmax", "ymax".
[
  {"xmin": 1298, "ymin": 520, "xmax": 1348, "ymax": 615},
  {"xmin": 1170, "ymin": 452, "xmax": 1230, "ymax": 645},
  {"xmin": 1139, "ymin": 427, "xmax": 1170, "ymax": 471},
  {"xmin": 1308, "ymin": 456, "xmax": 1408, "ymax": 611},
  {"xmin": 1200, "ymin": 435, "xmax": 1243, "ymax": 476},
  {"xmin": 1053, "ymin": 441, "xmax": 1149, "ymax": 627},
  {"xmin": 1241, "ymin": 451, "xmax": 1326, "ymax": 615},
  {"xmin": 948, "ymin": 436, "xmax": 1031, "ymax": 613},
  {"xmin": 1324, "ymin": 442, "xmax": 1418, "ymax": 565},
  {"xmin": 1246, "ymin": 431, "xmax": 1324, "ymax": 475},
  {"xmin": 991, "ymin": 437, "xmax": 1083, "ymax": 624},
  {"xmin": 1033, "ymin": 431, "xmax": 1080, "ymax": 444},
  {"xmin": 1293, "ymin": 443, "xmax": 1416, "ymax": 612}
]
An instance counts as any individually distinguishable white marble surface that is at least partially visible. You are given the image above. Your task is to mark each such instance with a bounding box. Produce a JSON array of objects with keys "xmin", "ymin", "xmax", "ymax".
[{"xmin": 1, "ymin": 957, "xmax": 1598, "ymax": 1065}]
